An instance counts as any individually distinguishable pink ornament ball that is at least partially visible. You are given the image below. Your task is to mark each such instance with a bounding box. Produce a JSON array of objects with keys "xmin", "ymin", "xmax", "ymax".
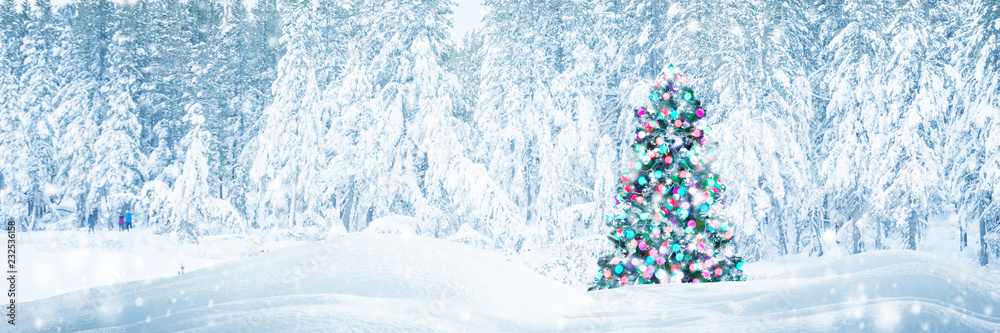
[
  {"xmin": 674, "ymin": 119, "xmax": 682, "ymax": 128},
  {"xmin": 714, "ymin": 268, "xmax": 723, "ymax": 277},
  {"xmin": 688, "ymin": 220, "xmax": 696, "ymax": 228},
  {"xmin": 692, "ymin": 129, "xmax": 702, "ymax": 138},
  {"xmin": 620, "ymin": 276, "xmax": 628, "ymax": 284},
  {"xmin": 689, "ymin": 263, "xmax": 699, "ymax": 272},
  {"xmin": 662, "ymin": 93, "xmax": 671, "ymax": 100},
  {"xmin": 696, "ymin": 108, "xmax": 705, "ymax": 117},
  {"xmin": 604, "ymin": 269, "xmax": 613, "ymax": 279},
  {"xmin": 636, "ymin": 196, "xmax": 645, "ymax": 204},
  {"xmin": 724, "ymin": 231, "xmax": 733, "ymax": 240},
  {"xmin": 664, "ymin": 155, "xmax": 673, "ymax": 164},
  {"xmin": 639, "ymin": 241, "xmax": 648, "ymax": 251},
  {"xmin": 637, "ymin": 108, "xmax": 646, "ymax": 116},
  {"xmin": 657, "ymin": 256, "xmax": 667, "ymax": 265},
  {"xmin": 656, "ymin": 184, "xmax": 667, "ymax": 194}
]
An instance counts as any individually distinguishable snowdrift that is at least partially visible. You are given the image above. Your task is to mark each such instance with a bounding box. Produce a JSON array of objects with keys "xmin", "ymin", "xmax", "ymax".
[
  {"xmin": 22, "ymin": 233, "xmax": 594, "ymax": 332},
  {"xmin": 586, "ymin": 250, "xmax": 1000, "ymax": 332},
  {"xmin": 22, "ymin": 236, "xmax": 1000, "ymax": 332}
]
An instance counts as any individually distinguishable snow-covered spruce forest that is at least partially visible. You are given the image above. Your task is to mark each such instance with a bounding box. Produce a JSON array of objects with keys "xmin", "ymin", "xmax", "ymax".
[{"xmin": 1, "ymin": 0, "xmax": 998, "ymax": 284}]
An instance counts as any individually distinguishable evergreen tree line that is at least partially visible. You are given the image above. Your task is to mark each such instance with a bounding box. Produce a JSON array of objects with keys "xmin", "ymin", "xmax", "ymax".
[{"xmin": 0, "ymin": 0, "xmax": 997, "ymax": 276}]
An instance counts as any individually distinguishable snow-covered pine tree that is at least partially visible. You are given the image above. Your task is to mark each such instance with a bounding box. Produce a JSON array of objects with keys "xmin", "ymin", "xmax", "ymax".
[
  {"xmin": 168, "ymin": 103, "xmax": 247, "ymax": 242},
  {"xmin": 88, "ymin": 3, "xmax": 148, "ymax": 219},
  {"xmin": 866, "ymin": 0, "xmax": 957, "ymax": 251},
  {"xmin": 14, "ymin": 0, "xmax": 61, "ymax": 229},
  {"xmin": 812, "ymin": 0, "xmax": 893, "ymax": 255},
  {"xmin": 246, "ymin": 0, "xmax": 328, "ymax": 235},
  {"xmin": 230, "ymin": 0, "xmax": 281, "ymax": 223},
  {"xmin": 948, "ymin": 0, "xmax": 1000, "ymax": 266},
  {"xmin": 333, "ymin": 0, "xmax": 471, "ymax": 239},
  {"xmin": 52, "ymin": 2, "xmax": 101, "ymax": 220},
  {"xmin": 0, "ymin": 2, "xmax": 31, "ymax": 225},
  {"xmin": 590, "ymin": 67, "xmax": 742, "ymax": 290},
  {"xmin": 535, "ymin": 0, "xmax": 607, "ymax": 249}
]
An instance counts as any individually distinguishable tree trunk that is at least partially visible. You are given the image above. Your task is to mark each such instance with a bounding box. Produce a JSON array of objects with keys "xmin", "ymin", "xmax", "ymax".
[
  {"xmin": 908, "ymin": 209, "xmax": 918, "ymax": 250},
  {"xmin": 981, "ymin": 216, "xmax": 988, "ymax": 266},
  {"xmin": 774, "ymin": 208, "xmax": 788, "ymax": 255},
  {"xmin": 960, "ymin": 222, "xmax": 966, "ymax": 251},
  {"xmin": 852, "ymin": 220, "xmax": 860, "ymax": 254},
  {"xmin": 342, "ymin": 181, "xmax": 354, "ymax": 232}
]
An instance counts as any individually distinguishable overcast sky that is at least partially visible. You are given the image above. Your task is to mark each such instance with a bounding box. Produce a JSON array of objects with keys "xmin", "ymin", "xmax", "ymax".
[{"xmin": 450, "ymin": 0, "xmax": 484, "ymax": 45}]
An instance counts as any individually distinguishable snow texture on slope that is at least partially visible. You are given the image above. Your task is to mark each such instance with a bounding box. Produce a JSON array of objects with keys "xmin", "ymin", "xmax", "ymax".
[
  {"xmin": 22, "ymin": 233, "xmax": 594, "ymax": 332},
  {"xmin": 21, "ymin": 235, "xmax": 1000, "ymax": 332}
]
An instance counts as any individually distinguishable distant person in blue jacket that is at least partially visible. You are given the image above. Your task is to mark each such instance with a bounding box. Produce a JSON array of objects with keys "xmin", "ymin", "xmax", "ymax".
[
  {"xmin": 87, "ymin": 213, "xmax": 95, "ymax": 234},
  {"xmin": 125, "ymin": 211, "xmax": 132, "ymax": 231}
]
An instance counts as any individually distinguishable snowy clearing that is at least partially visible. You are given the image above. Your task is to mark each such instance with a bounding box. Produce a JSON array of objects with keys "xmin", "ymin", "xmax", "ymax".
[
  {"xmin": 18, "ymin": 229, "xmax": 309, "ymax": 302},
  {"xmin": 21, "ymin": 233, "xmax": 1000, "ymax": 332}
]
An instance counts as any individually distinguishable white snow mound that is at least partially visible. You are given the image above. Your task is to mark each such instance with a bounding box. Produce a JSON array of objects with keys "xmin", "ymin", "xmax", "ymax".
[
  {"xmin": 22, "ymin": 240, "xmax": 1000, "ymax": 332},
  {"xmin": 586, "ymin": 250, "xmax": 1000, "ymax": 332},
  {"xmin": 23, "ymin": 233, "xmax": 595, "ymax": 332}
]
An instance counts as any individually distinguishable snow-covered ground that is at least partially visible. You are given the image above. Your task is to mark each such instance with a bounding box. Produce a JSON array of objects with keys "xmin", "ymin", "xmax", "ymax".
[
  {"xmin": 19, "ymin": 228, "xmax": 309, "ymax": 302},
  {"xmin": 22, "ymin": 232, "xmax": 1000, "ymax": 332}
]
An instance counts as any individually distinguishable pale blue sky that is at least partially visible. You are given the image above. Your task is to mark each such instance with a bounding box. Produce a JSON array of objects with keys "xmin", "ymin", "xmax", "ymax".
[{"xmin": 450, "ymin": 0, "xmax": 484, "ymax": 44}]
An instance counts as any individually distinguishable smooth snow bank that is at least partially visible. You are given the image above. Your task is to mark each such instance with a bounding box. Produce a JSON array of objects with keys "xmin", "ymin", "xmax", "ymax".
[
  {"xmin": 19, "ymin": 229, "xmax": 228, "ymax": 302},
  {"xmin": 587, "ymin": 249, "xmax": 1000, "ymax": 332},
  {"xmin": 22, "ymin": 238, "xmax": 1000, "ymax": 332},
  {"xmin": 23, "ymin": 233, "xmax": 595, "ymax": 332},
  {"xmin": 363, "ymin": 214, "xmax": 431, "ymax": 235}
]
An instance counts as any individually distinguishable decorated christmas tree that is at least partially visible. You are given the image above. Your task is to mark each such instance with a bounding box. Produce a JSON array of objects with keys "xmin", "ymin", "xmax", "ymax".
[{"xmin": 589, "ymin": 66, "xmax": 743, "ymax": 290}]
